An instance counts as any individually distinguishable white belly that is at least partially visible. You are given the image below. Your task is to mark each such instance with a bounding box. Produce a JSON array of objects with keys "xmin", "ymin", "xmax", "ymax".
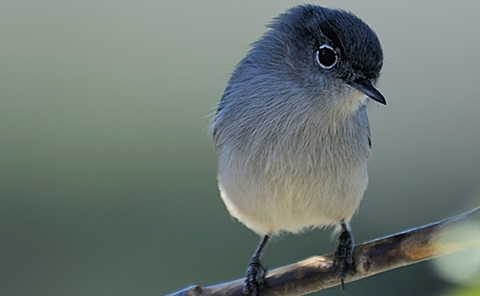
[{"xmin": 217, "ymin": 131, "xmax": 369, "ymax": 235}]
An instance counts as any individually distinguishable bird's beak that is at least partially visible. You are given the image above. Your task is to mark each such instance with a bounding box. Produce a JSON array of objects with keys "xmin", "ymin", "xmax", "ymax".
[{"xmin": 350, "ymin": 79, "xmax": 386, "ymax": 105}]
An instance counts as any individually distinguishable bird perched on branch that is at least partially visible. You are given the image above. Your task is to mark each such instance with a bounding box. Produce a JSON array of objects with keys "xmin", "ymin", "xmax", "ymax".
[{"xmin": 211, "ymin": 4, "xmax": 385, "ymax": 295}]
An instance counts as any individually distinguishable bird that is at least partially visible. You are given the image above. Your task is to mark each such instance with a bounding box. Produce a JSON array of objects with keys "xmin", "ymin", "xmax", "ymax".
[{"xmin": 210, "ymin": 4, "xmax": 386, "ymax": 295}]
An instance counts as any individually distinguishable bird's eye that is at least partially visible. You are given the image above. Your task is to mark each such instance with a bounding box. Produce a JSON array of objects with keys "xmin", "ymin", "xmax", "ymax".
[{"xmin": 316, "ymin": 44, "xmax": 338, "ymax": 69}]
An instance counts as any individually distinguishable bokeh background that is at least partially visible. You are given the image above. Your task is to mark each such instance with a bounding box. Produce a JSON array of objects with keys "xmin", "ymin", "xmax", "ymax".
[{"xmin": 1, "ymin": 1, "xmax": 480, "ymax": 295}]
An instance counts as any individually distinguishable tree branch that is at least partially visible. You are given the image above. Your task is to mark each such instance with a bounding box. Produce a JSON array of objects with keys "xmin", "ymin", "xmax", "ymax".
[{"xmin": 168, "ymin": 207, "xmax": 480, "ymax": 296}]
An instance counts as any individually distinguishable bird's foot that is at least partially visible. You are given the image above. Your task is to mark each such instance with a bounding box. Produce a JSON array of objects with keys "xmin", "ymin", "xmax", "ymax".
[
  {"xmin": 243, "ymin": 257, "xmax": 267, "ymax": 296},
  {"xmin": 334, "ymin": 226, "xmax": 355, "ymax": 291}
]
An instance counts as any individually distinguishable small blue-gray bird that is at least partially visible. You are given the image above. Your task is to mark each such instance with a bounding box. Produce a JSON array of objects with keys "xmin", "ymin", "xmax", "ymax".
[{"xmin": 210, "ymin": 5, "xmax": 385, "ymax": 295}]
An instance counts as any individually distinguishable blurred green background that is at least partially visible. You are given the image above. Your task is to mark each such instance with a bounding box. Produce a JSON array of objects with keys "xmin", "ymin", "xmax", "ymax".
[{"xmin": 1, "ymin": 1, "xmax": 480, "ymax": 295}]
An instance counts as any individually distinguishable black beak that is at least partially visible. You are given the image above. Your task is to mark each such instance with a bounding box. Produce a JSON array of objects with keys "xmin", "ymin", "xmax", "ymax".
[{"xmin": 350, "ymin": 79, "xmax": 386, "ymax": 105}]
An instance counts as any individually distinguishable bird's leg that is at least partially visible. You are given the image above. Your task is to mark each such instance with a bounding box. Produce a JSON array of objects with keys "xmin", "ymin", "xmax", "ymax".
[
  {"xmin": 334, "ymin": 221, "xmax": 355, "ymax": 291},
  {"xmin": 244, "ymin": 234, "xmax": 270, "ymax": 296}
]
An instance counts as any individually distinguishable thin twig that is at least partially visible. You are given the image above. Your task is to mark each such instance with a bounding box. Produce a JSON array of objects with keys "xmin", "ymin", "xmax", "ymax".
[{"xmin": 168, "ymin": 207, "xmax": 480, "ymax": 296}]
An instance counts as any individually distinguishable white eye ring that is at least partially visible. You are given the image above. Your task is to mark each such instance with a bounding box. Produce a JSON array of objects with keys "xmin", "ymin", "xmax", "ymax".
[{"xmin": 316, "ymin": 44, "xmax": 338, "ymax": 69}]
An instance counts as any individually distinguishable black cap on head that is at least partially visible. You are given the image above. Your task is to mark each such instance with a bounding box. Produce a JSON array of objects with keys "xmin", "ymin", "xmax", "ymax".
[{"xmin": 258, "ymin": 5, "xmax": 386, "ymax": 104}]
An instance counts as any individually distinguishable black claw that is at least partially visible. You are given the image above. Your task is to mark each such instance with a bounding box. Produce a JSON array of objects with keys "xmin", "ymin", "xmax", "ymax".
[
  {"xmin": 334, "ymin": 222, "xmax": 355, "ymax": 291},
  {"xmin": 243, "ymin": 258, "xmax": 267, "ymax": 295}
]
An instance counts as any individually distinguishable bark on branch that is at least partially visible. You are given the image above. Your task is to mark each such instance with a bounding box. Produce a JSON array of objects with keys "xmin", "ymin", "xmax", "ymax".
[{"xmin": 168, "ymin": 207, "xmax": 480, "ymax": 296}]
